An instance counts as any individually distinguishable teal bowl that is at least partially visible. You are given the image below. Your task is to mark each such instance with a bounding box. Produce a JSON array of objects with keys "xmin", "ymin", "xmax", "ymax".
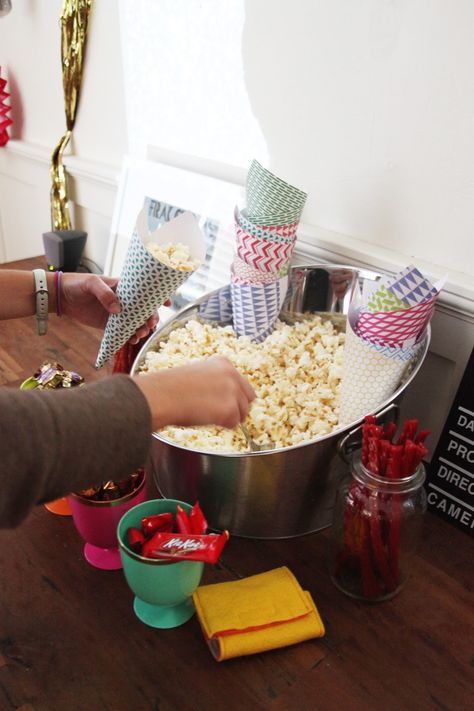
[{"xmin": 117, "ymin": 499, "xmax": 204, "ymax": 629}]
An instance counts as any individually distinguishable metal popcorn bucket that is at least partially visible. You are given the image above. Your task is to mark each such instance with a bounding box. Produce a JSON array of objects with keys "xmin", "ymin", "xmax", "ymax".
[{"xmin": 131, "ymin": 265, "xmax": 430, "ymax": 539}]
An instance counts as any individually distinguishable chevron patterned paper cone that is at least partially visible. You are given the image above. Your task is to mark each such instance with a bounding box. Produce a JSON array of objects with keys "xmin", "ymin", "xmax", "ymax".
[
  {"xmin": 95, "ymin": 209, "xmax": 205, "ymax": 368},
  {"xmin": 338, "ymin": 315, "xmax": 422, "ymax": 424},
  {"xmin": 231, "ymin": 278, "xmax": 287, "ymax": 343},
  {"xmin": 235, "ymin": 223, "xmax": 295, "ymax": 275}
]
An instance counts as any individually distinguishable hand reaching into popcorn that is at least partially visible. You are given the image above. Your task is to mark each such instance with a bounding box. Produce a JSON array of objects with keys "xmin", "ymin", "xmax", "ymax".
[{"xmin": 134, "ymin": 356, "xmax": 256, "ymax": 430}]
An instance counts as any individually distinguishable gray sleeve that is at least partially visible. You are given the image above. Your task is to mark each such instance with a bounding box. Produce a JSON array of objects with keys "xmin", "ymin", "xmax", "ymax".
[{"xmin": 0, "ymin": 375, "xmax": 152, "ymax": 528}]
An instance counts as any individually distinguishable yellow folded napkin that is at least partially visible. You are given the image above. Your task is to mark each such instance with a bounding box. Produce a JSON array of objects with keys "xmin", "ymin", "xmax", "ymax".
[{"xmin": 192, "ymin": 566, "xmax": 325, "ymax": 661}]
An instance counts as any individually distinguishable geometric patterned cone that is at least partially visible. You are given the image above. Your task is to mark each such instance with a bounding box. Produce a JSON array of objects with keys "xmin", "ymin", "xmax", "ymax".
[
  {"xmin": 198, "ymin": 285, "xmax": 233, "ymax": 323},
  {"xmin": 338, "ymin": 317, "xmax": 411, "ymax": 424},
  {"xmin": 367, "ymin": 284, "xmax": 406, "ymax": 312},
  {"xmin": 355, "ymin": 296, "xmax": 436, "ymax": 348},
  {"xmin": 95, "ymin": 208, "xmax": 205, "ymax": 368},
  {"xmin": 235, "ymin": 222, "xmax": 295, "ymax": 274},
  {"xmin": 236, "ymin": 207, "xmax": 298, "ymax": 243},
  {"xmin": 231, "ymin": 277, "xmax": 287, "ymax": 343},
  {"xmin": 386, "ymin": 264, "xmax": 438, "ymax": 306},
  {"xmin": 232, "ymin": 255, "xmax": 281, "ymax": 285},
  {"xmin": 246, "ymin": 160, "xmax": 307, "ymax": 226}
]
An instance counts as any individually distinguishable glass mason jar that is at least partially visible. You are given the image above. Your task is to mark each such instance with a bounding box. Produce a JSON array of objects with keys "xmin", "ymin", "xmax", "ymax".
[{"xmin": 329, "ymin": 451, "xmax": 427, "ymax": 602}]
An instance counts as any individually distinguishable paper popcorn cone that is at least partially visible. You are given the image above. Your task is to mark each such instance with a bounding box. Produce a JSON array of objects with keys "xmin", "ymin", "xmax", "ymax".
[
  {"xmin": 385, "ymin": 264, "xmax": 439, "ymax": 306},
  {"xmin": 198, "ymin": 285, "xmax": 233, "ymax": 323},
  {"xmin": 95, "ymin": 208, "xmax": 205, "ymax": 368},
  {"xmin": 338, "ymin": 315, "xmax": 424, "ymax": 424},
  {"xmin": 246, "ymin": 160, "xmax": 307, "ymax": 225},
  {"xmin": 355, "ymin": 297, "xmax": 436, "ymax": 348},
  {"xmin": 232, "ymin": 256, "xmax": 281, "ymax": 285},
  {"xmin": 236, "ymin": 207, "xmax": 298, "ymax": 243},
  {"xmin": 235, "ymin": 222, "xmax": 295, "ymax": 275},
  {"xmin": 231, "ymin": 277, "xmax": 287, "ymax": 343}
]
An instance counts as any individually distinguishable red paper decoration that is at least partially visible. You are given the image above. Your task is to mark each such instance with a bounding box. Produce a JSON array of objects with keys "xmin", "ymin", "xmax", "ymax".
[{"xmin": 0, "ymin": 67, "xmax": 12, "ymax": 146}]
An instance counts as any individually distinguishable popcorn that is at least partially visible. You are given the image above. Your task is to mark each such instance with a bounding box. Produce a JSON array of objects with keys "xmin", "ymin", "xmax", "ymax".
[
  {"xmin": 140, "ymin": 315, "xmax": 346, "ymax": 453},
  {"xmin": 145, "ymin": 241, "xmax": 200, "ymax": 271}
]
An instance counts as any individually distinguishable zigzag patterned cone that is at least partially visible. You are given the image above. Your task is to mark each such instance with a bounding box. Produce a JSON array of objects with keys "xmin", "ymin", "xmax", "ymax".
[{"xmin": 235, "ymin": 224, "xmax": 295, "ymax": 273}]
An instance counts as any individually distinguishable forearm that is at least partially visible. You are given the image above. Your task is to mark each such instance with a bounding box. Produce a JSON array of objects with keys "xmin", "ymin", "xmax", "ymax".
[
  {"xmin": 0, "ymin": 375, "xmax": 151, "ymax": 528},
  {"xmin": 0, "ymin": 270, "xmax": 58, "ymax": 320}
]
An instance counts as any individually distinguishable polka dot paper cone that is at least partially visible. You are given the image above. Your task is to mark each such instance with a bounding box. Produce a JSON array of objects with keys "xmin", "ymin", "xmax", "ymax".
[
  {"xmin": 96, "ymin": 208, "xmax": 205, "ymax": 368},
  {"xmin": 338, "ymin": 315, "xmax": 423, "ymax": 424}
]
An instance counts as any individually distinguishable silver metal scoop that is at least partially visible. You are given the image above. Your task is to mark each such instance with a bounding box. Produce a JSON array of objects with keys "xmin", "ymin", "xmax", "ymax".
[{"xmin": 240, "ymin": 423, "xmax": 274, "ymax": 452}]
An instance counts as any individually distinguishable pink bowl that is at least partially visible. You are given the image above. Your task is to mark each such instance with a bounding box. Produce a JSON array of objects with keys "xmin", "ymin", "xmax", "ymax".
[{"xmin": 68, "ymin": 473, "xmax": 147, "ymax": 570}]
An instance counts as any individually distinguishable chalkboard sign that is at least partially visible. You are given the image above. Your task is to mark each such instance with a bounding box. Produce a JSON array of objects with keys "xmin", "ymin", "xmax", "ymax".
[{"xmin": 426, "ymin": 347, "xmax": 474, "ymax": 536}]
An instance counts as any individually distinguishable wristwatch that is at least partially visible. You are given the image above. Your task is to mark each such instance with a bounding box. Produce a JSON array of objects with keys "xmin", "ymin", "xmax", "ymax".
[{"xmin": 33, "ymin": 268, "xmax": 48, "ymax": 336}]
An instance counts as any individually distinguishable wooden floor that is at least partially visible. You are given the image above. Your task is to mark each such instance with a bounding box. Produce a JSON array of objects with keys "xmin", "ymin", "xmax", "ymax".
[{"xmin": 0, "ymin": 258, "xmax": 473, "ymax": 711}]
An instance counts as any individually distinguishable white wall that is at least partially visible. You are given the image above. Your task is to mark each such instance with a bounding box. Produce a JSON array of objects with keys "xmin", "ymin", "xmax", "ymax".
[
  {"xmin": 121, "ymin": 0, "xmax": 474, "ymax": 285},
  {"xmin": 0, "ymin": 0, "xmax": 472, "ymax": 449},
  {"xmin": 0, "ymin": 0, "xmax": 127, "ymax": 268}
]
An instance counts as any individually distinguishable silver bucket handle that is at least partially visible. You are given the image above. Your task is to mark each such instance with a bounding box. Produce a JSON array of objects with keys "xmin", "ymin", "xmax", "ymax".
[{"xmin": 337, "ymin": 402, "xmax": 400, "ymax": 465}]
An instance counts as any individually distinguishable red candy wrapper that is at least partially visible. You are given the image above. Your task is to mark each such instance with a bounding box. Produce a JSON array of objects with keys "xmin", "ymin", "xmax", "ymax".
[
  {"xmin": 175, "ymin": 504, "xmax": 192, "ymax": 534},
  {"xmin": 141, "ymin": 513, "xmax": 174, "ymax": 536},
  {"xmin": 189, "ymin": 501, "xmax": 208, "ymax": 534},
  {"xmin": 141, "ymin": 531, "xmax": 229, "ymax": 564},
  {"xmin": 127, "ymin": 527, "xmax": 145, "ymax": 553}
]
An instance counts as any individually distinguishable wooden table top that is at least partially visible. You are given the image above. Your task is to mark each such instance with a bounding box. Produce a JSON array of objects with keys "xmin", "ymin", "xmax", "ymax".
[{"xmin": 0, "ymin": 259, "xmax": 473, "ymax": 711}]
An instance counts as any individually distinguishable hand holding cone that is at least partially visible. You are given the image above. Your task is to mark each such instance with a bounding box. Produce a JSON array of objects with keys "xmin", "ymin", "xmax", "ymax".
[{"xmin": 96, "ymin": 207, "xmax": 205, "ymax": 368}]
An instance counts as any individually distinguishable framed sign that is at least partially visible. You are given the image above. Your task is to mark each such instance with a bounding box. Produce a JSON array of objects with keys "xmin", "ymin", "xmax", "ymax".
[
  {"xmin": 105, "ymin": 156, "xmax": 245, "ymax": 310},
  {"xmin": 426, "ymin": 346, "xmax": 474, "ymax": 536}
]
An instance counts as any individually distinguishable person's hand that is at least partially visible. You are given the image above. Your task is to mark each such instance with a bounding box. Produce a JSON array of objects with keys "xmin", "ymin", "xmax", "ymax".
[
  {"xmin": 60, "ymin": 273, "xmax": 162, "ymax": 344},
  {"xmin": 134, "ymin": 356, "xmax": 256, "ymax": 431}
]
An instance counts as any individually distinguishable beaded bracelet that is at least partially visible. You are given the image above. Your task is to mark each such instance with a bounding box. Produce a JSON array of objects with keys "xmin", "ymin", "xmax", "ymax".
[{"xmin": 54, "ymin": 270, "xmax": 63, "ymax": 317}]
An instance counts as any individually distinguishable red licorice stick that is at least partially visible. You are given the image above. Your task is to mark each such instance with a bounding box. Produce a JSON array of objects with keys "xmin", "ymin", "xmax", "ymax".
[
  {"xmin": 397, "ymin": 419, "xmax": 418, "ymax": 446},
  {"xmin": 360, "ymin": 516, "xmax": 382, "ymax": 599},
  {"xmin": 415, "ymin": 430, "xmax": 431, "ymax": 445},
  {"xmin": 367, "ymin": 436, "xmax": 381, "ymax": 475},
  {"xmin": 175, "ymin": 504, "xmax": 192, "ymax": 534},
  {"xmin": 379, "ymin": 439, "xmax": 392, "ymax": 477},
  {"xmin": 368, "ymin": 493, "xmax": 396, "ymax": 592},
  {"xmin": 385, "ymin": 444, "xmax": 402, "ymax": 583},
  {"xmin": 189, "ymin": 501, "xmax": 208, "ymax": 535},
  {"xmin": 385, "ymin": 445, "xmax": 403, "ymax": 479},
  {"xmin": 141, "ymin": 530, "xmax": 229, "ymax": 563},
  {"xmin": 127, "ymin": 527, "xmax": 145, "ymax": 553},
  {"xmin": 141, "ymin": 512, "xmax": 174, "ymax": 536},
  {"xmin": 384, "ymin": 421, "xmax": 397, "ymax": 443}
]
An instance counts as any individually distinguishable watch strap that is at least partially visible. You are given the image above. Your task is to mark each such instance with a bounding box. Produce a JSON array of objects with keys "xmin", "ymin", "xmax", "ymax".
[{"xmin": 33, "ymin": 268, "xmax": 49, "ymax": 336}]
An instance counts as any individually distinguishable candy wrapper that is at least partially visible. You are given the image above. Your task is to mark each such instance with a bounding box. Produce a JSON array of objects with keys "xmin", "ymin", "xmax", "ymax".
[
  {"xmin": 96, "ymin": 207, "xmax": 205, "ymax": 368},
  {"xmin": 77, "ymin": 468, "xmax": 145, "ymax": 502},
  {"xmin": 141, "ymin": 531, "xmax": 229, "ymax": 564},
  {"xmin": 338, "ymin": 265, "xmax": 445, "ymax": 423},
  {"xmin": 124, "ymin": 501, "xmax": 229, "ymax": 564},
  {"xmin": 231, "ymin": 161, "xmax": 306, "ymax": 340},
  {"xmin": 21, "ymin": 362, "xmax": 84, "ymax": 390}
]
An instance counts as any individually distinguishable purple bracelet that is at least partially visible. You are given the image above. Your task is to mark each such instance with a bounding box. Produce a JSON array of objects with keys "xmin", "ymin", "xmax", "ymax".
[{"xmin": 55, "ymin": 270, "xmax": 63, "ymax": 317}]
